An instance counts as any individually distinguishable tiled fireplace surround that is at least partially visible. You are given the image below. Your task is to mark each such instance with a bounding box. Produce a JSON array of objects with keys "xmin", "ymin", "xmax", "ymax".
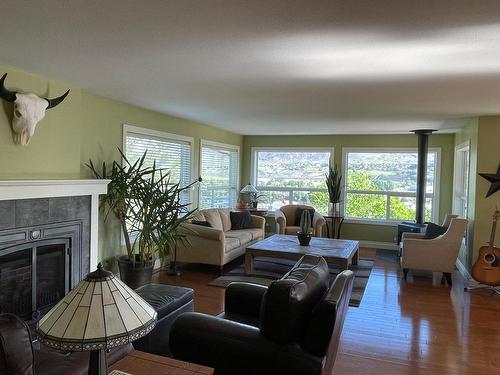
[{"xmin": 0, "ymin": 180, "xmax": 109, "ymax": 322}]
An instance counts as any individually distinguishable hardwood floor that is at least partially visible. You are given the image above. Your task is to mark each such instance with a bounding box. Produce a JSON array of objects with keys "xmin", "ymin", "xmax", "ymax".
[{"xmin": 154, "ymin": 248, "xmax": 500, "ymax": 374}]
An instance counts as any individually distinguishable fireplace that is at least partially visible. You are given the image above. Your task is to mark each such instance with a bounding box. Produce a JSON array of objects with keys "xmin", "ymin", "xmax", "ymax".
[
  {"xmin": 0, "ymin": 220, "xmax": 84, "ymax": 327},
  {"xmin": 0, "ymin": 238, "xmax": 70, "ymax": 322}
]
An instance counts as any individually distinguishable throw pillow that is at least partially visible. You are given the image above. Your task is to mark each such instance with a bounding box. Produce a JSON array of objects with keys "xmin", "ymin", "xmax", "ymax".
[
  {"xmin": 230, "ymin": 211, "xmax": 252, "ymax": 230},
  {"xmin": 294, "ymin": 207, "xmax": 315, "ymax": 226},
  {"xmin": 423, "ymin": 222, "xmax": 448, "ymax": 239},
  {"xmin": 192, "ymin": 220, "xmax": 211, "ymax": 227}
]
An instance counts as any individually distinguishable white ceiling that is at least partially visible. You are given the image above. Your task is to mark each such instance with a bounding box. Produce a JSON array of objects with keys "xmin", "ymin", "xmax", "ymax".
[{"xmin": 1, "ymin": 1, "xmax": 500, "ymax": 135}]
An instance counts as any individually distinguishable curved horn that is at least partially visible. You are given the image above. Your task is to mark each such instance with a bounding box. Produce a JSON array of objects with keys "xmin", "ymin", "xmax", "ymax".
[
  {"xmin": 0, "ymin": 73, "xmax": 17, "ymax": 102},
  {"xmin": 45, "ymin": 89, "xmax": 70, "ymax": 109}
]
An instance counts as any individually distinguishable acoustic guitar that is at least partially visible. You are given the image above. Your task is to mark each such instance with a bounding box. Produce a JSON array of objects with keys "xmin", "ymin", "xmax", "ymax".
[{"xmin": 471, "ymin": 210, "xmax": 500, "ymax": 286}]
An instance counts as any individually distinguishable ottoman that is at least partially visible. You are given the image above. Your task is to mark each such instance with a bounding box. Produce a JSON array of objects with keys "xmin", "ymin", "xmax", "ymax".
[{"xmin": 134, "ymin": 283, "xmax": 194, "ymax": 356}]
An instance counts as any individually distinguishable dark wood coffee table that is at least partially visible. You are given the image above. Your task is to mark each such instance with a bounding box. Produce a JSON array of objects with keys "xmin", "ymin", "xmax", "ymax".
[
  {"xmin": 245, "ymin": 234, "xmax": 359, "ymax": 274},
  {"xmin": 109, "ymin": 350, "xmax": 214, "ymax": 374}
]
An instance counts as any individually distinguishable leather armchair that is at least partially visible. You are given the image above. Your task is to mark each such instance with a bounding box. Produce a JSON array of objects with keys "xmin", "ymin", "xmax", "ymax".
[
  {"xmin": 275, "ymin": 205, "xmax": 326, "ymax": 236},
  {"xmin": 170, "ymin": 255, "xmax": 354, "ymax": 375},
  {"xmin": 401, "ymin": 218, "xmax": 468, "ymax": 285},
  {"xmin": 0, "ymin": 313, "xmax": 132, "ymax": 375}
]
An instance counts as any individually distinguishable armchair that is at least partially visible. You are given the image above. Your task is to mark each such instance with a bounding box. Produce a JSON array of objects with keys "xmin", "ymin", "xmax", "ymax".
[
  {"xmin": 275, "ymin": 205, "xmax": 326, "ymax": 236},
  {"xmin": 170, "ymin": 255, "xmax": 354, "ymax": 375},
  {"xmin": 401, "ymin": 218, "xmax": 468, "ymax": 285}
]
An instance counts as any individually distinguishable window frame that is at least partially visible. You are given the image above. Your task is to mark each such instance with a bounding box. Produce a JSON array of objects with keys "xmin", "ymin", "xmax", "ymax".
[
  {"xmin": 122, "ymin": 124, "xmax": 196, "ymax": 208},
  {"xmin": 342, "ymin": 147, "xmax": 441, "ymax": 226},
  {"xmin": 199, "ymin": 139, "xmax": 240, "ymax": 209},
  {"xmin": 250, "ymin": 147, "xmax": 334, "ymax": 212},
  {"xmin": 452, "ymin": 141, "xmax": 470, "ymax": 219}
]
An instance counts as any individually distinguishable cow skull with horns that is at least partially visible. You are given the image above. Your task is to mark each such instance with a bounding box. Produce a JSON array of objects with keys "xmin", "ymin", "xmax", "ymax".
[{"xmin": 0, "ymin": 73, "xmax": 70, "ymax": 145}]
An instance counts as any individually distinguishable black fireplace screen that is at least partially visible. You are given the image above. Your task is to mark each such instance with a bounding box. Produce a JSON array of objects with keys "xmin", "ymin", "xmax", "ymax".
[{"xmin": 0, "ymin": 238, "xmax": 70, "ymax": 322}]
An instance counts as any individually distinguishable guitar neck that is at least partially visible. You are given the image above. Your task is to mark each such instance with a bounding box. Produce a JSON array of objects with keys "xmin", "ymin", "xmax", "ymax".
[{"xmin": 489, "ymin": 211, "xmax": 499, "ymax": 246}]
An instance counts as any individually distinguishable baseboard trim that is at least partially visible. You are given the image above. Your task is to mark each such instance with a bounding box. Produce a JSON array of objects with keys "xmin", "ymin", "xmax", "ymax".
[{"xmin": 358, "ymin": 241, "xmax": 399, "ymax": 251}]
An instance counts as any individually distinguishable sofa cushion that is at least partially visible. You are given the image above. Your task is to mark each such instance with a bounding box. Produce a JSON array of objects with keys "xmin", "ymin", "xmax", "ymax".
[
  {"xmin": 218, "ymin": 208, "xmax": 233, "ymax": 232},
  {"xmin": 259, "ymin": 255, "xmax": 329, "ymax": 344},
  {"xmin": 203, "ymin": 209, "xmax": 224, "ymax": 231},
  {"xmin": 230, "ymin": 211, "xmax": 252, "ymax": 230},
  {"xmin": 190, "ymin": 211, "xmax": 206, "ymax": 222},
  {"xmin": 225, "ymin": 237, "xmax": 241, "ymax": 252},
  {"xmin": 284, "ymin": 226, "xmax": 301, "ymax": 235},
  {"xmin": 192, "ymin": 220, "xmax": 211, "ymax": 227},
  {"xmin": 246, "ymin": 228, "xmax": 264, "ymax": 241},
  {"xmin": 225, "ymin": 230, "xmax": 253, "ymax": 245},
  {"xmin": 423, "ymin": 222, "xmax": 448, "ymax": 239}
]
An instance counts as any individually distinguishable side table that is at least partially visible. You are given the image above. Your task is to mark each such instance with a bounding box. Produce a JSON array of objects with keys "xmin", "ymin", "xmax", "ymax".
[
  {"xmin": 109, "ymin": 350, "xmax": 214, "ymax": 374},
  {"xmin": 323, "ymin": 215, "xmax": 344, "ymax": 239}
]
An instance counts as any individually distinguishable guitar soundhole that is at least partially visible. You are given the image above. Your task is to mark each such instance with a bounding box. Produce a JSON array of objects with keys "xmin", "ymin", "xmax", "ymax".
[{"xmin": 485, "ymin": 254, "xmax": 495, "ymax": 262}]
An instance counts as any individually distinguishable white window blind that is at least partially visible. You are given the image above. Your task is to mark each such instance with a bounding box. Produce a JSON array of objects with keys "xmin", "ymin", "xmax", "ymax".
[
  {"xmin": 125, "ymin": 130, "xmax": 192, "ymax": 205},
  {"xmin": 200, "ymin": 142, "xmax": 239, "ymax": 208}
]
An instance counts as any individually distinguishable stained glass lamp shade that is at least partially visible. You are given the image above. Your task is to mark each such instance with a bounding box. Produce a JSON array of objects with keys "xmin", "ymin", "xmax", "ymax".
[
  {"xmin": 36, "ymin": 263, "xmax": 157, "ymax": 375},
  {"xmin": 240, "ymin": 184, "xmax": 258, "ymax": 194}
]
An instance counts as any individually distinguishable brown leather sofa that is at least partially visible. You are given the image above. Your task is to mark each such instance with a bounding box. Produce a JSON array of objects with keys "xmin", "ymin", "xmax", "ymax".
[
  {"xmin": 170, "ymin": 255, "xmax": 354, "ymax": 375},
  {"xmin": 0, "ymin": 313, "xmax": 132, "ymax": 375}
]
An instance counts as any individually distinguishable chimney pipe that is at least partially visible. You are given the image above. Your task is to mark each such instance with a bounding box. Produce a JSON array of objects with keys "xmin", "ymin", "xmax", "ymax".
[{"xmin": 412, "ymin": 129, "xmax": 436, "ymax": 224}]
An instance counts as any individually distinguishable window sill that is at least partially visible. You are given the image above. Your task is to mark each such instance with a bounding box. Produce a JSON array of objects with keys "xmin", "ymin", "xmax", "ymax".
[{"xmin": 343, "ymin": 219, "xmax": 402, "ymax": 227}]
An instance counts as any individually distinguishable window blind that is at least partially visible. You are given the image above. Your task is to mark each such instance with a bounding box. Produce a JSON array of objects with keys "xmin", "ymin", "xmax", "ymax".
[
  {"xmin": 200, "ymin": 144, "xmax": 239, "ymax": 208},
  {"xmin": 125, "ymin": 132, "xmax": 192, "ymax": 205}
]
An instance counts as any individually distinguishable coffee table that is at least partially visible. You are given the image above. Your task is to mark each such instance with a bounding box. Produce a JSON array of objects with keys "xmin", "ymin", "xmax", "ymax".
[
  {"xmin": 245, "ymin": 234, "xmax": 359, "ymax": 274},
  {"xmin": 109, "ymin": 350, "xmax": 214, "ymax": 374}
]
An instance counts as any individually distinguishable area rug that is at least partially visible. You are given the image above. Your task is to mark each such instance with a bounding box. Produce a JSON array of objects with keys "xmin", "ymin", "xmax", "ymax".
[{"xmin": 209, "ymin": 256, "xmax": 373, "ymax": 307}]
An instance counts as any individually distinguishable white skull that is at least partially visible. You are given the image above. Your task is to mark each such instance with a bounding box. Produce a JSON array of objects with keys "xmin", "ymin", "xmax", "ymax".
[
  {"xmin": 12, "ymin": 93, "xmax": 49, "ymax": 146},
  {"xmin": 0, "ymin": 73, "xmax": 69, "ymax": 146}
]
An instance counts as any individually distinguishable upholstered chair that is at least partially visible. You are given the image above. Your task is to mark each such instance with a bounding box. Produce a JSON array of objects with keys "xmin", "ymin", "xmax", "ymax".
[
  {"xmin": 400, "ymin": 214, "xmax": 459, "ymax": 242},
  {"xmin": 170, "ymin": 255, "xmax": 355, "ymax": 375},
  {"xmin": 275, "ymin": 205, "xmax": 326, "ymax": 236},
  {"xmin": 401, "ymin": 218, "xmax": 468, "ymax": 285}
]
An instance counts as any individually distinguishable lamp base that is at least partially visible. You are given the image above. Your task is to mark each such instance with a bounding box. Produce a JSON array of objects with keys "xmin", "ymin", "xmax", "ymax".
[{"xmin": 89, "ymin": 349, "xmax": 108, "ymax": 375}]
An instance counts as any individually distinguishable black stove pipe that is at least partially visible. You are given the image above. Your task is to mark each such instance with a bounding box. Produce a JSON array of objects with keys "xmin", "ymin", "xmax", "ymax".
[{"xmin": 412, "ymin": 129, "xmax": 436, "ymax": 224}]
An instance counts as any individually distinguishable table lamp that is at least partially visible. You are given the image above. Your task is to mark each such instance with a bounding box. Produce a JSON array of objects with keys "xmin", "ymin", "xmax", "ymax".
[
  {"xmin": 240, "ymin": 184, "xmax": 259, "ymax": 208},
  {"xmin": 36, "ymin": 263, "xmax": 157, "ymax": 375}
]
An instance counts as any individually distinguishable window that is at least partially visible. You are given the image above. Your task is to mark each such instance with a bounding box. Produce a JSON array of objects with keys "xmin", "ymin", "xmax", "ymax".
[
  {"xmin": 200, "ymin": 140, "xmax": 240, "ymax": 209},
  {"xmin": 453, "ymin": 142, "xmax": 470, "ymax": 218},
  {"xmin": 123, "ymin": 125, "xmax": 193, "ymax": 206},
  {"xmin": 252, "ymin": 148, "xmax": 333, "ymax": 213},
  {"xmin": 343, "ymin": 148, "xmax": 440, "ymax": 222}
]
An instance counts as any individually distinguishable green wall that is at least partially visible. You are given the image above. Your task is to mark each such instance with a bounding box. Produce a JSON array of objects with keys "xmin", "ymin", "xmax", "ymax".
[
  {"xmin": 242, "ymin": 134, "xmax": 456, "ymax": 244},
  {"xmin": 471, "ymin": 119, "xmax": 500, "ymax": 267},
  {"xmin": 0, "ymin": 64, "xmax": 243, "ymax": 264}
]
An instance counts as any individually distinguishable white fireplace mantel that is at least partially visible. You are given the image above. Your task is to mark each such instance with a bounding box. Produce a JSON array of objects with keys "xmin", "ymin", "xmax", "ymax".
[{"xmin": 0, "ymin": 179, "xmax": 110, "ymax": 271}]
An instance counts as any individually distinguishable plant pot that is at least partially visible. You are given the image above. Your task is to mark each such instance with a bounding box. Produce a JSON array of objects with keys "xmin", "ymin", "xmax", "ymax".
[
  {"xmin": 297, "ymin": 232, "xmax": 312, "ymax": 246},
  {"xmin": 117, "ymin": 255, "xmax": 154, "ymax": 289},
  {"xmin": 251, "ymin": 201, "xmax": 258, "ymax": 209}
]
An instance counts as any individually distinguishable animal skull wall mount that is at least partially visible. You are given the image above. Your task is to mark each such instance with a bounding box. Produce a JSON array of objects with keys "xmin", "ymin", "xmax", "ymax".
[{"xmin": 0, "ymin": 73, "xmax": 70, "ymax": 145}]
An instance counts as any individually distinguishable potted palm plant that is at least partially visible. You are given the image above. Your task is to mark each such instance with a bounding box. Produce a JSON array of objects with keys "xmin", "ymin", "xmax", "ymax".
[
  {"xmin": 87, "ymin": 150, "xmax": 196, "ymax": 288},
  {"xmin": 325, "ymin": 163, "xmax": 342, "ymax": 216}
]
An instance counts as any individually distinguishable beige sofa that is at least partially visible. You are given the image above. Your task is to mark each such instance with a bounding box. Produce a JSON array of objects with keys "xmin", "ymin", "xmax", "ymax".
[
  {"xmin": 176, "ymin": 208, "xmax": 265, "ymax": 268},
  {"xmin": 275, "ymin": 205, "xmax": 326, "ymax": 237}
]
